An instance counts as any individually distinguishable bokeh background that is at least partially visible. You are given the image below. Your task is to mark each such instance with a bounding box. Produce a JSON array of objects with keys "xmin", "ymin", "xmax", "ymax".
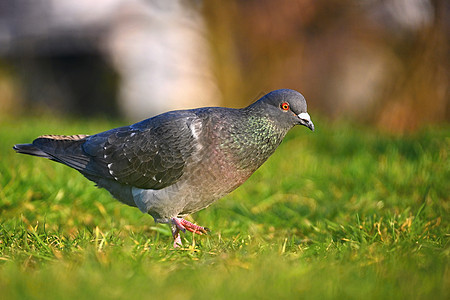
[
  {"xmin": 0, "ymin": 2, "xmax": 449, "ymax": 298},
  {"xmin": 0, "ymin": 0, "xmax": 448, "ymax": 132}
]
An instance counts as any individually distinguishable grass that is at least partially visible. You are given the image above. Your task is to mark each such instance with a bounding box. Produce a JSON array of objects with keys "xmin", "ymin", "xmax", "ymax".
[{"xmin": 0, "ymin": 114, "xmax": 448, "ymax": 299}]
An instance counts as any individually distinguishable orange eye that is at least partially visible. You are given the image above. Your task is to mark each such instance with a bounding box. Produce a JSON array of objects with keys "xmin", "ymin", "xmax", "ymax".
[{"xmin": 281, "ymin": 102, "xmax": 290, "ymax": 111}]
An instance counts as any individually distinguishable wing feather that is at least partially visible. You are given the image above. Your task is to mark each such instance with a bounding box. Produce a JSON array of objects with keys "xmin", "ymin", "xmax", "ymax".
[{"xmin": 82, "ymin": 112, "xmax": 198, "ymax": 190}]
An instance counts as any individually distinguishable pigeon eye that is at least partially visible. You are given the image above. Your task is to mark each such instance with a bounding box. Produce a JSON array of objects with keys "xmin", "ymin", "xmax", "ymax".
[{"xmin": 281, "ymin": 102, "xmax": 290, "ymax": 111}]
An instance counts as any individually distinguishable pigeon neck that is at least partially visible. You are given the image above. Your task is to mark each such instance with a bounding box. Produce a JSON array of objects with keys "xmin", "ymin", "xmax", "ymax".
[{"xmin": 225, "ymin": 109, "xmax": 289, "ymax": 171}]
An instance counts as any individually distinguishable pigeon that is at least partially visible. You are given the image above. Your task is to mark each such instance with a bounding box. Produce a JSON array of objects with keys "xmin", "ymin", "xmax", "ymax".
[{"xmin": 13, "ymin": 89, "xmax": 314, "ymax": 247}]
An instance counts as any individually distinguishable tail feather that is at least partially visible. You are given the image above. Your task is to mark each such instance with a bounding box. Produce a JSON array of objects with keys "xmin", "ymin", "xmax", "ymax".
[
  {"xmin": 14, "ymin": 134, "xmax": 91, "ymax": 171},
  {"xmin": 13, "ymin": 144, "xmax": 52, "ymax": 158}
]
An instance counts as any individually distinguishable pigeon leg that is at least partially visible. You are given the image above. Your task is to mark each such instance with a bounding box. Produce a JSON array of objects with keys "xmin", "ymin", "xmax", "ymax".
[
  {"xmin": 171, "ymin": 224, "xmax": 183, "ymax": 248},
  {"xmin": 171, "ymin": 217, "xmax": 209, "ymax": 235}
]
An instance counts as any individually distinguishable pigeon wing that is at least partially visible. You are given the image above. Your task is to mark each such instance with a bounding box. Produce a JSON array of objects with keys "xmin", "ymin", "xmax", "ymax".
[{"xmin": 82, "ymin": 114, "xmax": 197, "ymax": 190}]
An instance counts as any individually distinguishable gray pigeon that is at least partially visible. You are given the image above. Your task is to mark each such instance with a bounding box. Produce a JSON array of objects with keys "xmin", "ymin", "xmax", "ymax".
[{"xmin": 13, "ymin": 89, "xmax": 314, "ymax": 247}]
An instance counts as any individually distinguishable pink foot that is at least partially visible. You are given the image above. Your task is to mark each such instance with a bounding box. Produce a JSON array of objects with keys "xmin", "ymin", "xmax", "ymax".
[
  {"xmin": 172, "ymin": 226, "xmax": 183, "ymax": 248},
  {"xmin": 171, "ymin": 218, "xmax": 209, "ymax": 248}
]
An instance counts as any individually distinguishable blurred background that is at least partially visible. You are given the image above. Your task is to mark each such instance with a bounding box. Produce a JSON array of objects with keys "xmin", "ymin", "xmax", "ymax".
[{"xmin": 0, "ymin": 0, "xmax": 448, "ymax": 132}]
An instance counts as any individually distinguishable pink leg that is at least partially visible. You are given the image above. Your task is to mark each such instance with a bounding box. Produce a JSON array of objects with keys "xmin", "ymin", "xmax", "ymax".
[
  {"xmin": 171, "ymin": 217, "xmax": 209, "ymax": 235},
  {"xmin": 171, "ymin": 224, "xmax": 183, "ymax": 248},
  {"xmin": 170, "ymin": 218, "xmax": 209, "ymax": 247}
]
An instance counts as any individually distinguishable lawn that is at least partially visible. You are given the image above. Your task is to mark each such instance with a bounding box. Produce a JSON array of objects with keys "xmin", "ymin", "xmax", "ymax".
[{"xmin": 0, "ymin": 114, "xmax": 448, "ymax": 299}]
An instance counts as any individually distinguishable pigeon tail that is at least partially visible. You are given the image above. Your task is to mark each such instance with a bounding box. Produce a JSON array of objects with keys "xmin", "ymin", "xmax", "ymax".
[
  {"xmin": 13, "ymin": 143, "xmax": 52, "ymax": 159},
  {"xmin": 14, "ymin": 134, "xmax": 91, "ymax": 171}
]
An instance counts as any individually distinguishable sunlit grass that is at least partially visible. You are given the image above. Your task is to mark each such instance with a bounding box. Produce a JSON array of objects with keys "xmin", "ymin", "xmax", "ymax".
[{"xmin": 0, "ymin": 115, "xmax": 448, "ymax": 299}]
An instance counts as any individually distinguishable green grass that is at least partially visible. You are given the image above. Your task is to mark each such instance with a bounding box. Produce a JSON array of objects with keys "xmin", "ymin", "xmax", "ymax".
[{"xmin": 0, "ymin": 114, "xmax": 449, "ymax": 299}]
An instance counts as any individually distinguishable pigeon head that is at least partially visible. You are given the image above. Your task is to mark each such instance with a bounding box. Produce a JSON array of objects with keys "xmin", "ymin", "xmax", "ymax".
[{"xmin": 249, "ymin": 89, "xmax": 314, "ymax": 131}]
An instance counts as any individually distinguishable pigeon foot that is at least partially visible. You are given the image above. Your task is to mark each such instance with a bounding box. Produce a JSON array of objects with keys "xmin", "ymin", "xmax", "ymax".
[
  {"xmin": 172, "ymin": 217, "xmax": 209, "ymax": 235},
  {"xmin": 172, "ymin": 227, "xmax": 183, "ymax": 248},
  {"xmin": 171, "ymin": 217, "xmax": 209, "ymax": 248}
]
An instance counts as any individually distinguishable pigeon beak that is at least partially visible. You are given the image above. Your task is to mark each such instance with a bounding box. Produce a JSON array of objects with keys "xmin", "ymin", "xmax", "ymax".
[{"xmin": 298, "ymin": 112, "xmax": 314, "ymax": 131}]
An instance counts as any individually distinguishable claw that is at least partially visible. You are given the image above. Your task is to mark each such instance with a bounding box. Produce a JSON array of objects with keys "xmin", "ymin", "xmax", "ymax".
[
  {"xmin": 171, "ymin": 218, "xmax": 186, "ymax": 233},
  {"xmin": 173, "ymin": 231, "xmax": 182, "ymax": 248},
  {"xmin": 171, "ymin": 224, "xmax": 183, "ymax": 248},
  {"xmin": 170, "ymin": 218, "xmax": 209, "ymax": 247}
]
